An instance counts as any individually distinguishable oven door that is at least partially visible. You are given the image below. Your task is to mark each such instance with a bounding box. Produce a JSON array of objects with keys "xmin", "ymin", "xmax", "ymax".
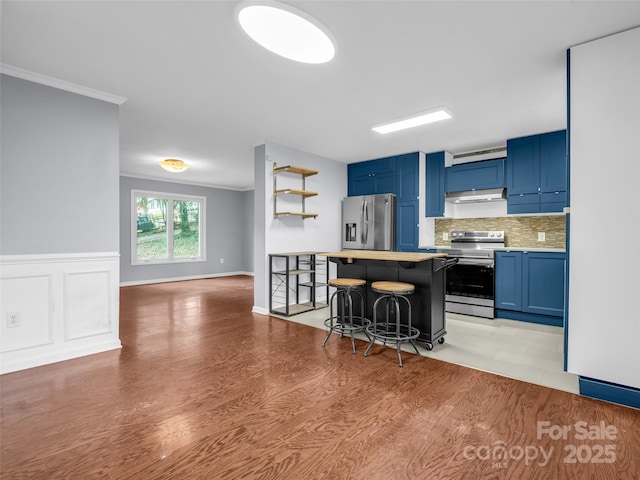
[{"xmin": 445, "ymin": 257, "xmax": 495, "ymax": 318}]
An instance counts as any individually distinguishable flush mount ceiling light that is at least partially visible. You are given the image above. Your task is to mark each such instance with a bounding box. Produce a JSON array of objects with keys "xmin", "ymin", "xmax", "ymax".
[
  {"xmin": 372, "ymin": 107, "xmax": 453, "ymax": 134},
  {"xmin": 235, "ymin": 0, "xmax": 335, "ymax": 64},
  {"xmin": 159, "ymin": 159, "xmax": 189, "ymax": 173}
]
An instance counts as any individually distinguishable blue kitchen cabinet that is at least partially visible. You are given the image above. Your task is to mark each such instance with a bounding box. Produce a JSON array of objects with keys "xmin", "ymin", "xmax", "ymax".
[
  {"xmin": 495, "ymin": 250, "xmax": 566, "ymax": 326},
  {"xmin": 445, "ymin": 159, "xmax": 505, "ymax": 193},
  {"xmin": 522, "ymin": 252, "xmax": 566, "ymax": 317},
  {"xmin": 425, "ymin": 151, "xmax": 445, "ymax": 217},
  {"xmin": 506, "ymin": 130, "xmax": 567, "ymax": 214},
  {"xmin": 396, "ymin": 153, "xmax": 419, "ymax": 201},
  {"xmin": 506, "ymin": 135, "xmax": 540, "ymax": 195},
  {"xmin": 396, "ymin": 153, "xmax": 419, "ymax": 251},
  {"xmin": 347, "ymin": 156, "xmax": 396, "ymax": 196},
  {"xmin": 397, "ymin": 201, "xmax": 419, "ymax": 251},
  {"xmin": 495, "ymin": 251, "xmax": 523, "ymax": 311},
  {"xmin": 347, "ymin": 153, "xmax": 419, "ymax": 251}
]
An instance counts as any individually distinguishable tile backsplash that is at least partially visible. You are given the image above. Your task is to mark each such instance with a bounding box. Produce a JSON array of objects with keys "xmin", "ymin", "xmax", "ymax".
[{"xmin": 434, "ymin": 215, "xmax": 566, "ymax": 248}]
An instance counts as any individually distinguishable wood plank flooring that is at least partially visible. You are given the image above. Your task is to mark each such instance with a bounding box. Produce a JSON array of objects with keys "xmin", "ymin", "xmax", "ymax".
[{"xmin": 1, "ymin": 275, "xmax": 639, "ymax": 479}]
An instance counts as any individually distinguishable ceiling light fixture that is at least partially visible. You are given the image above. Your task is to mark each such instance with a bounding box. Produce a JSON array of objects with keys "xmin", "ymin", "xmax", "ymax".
[
  {"xmin": 235, "ymin": 0, "xmax": 335, "ymax": 64},
  {"xmin": 372, "ymin": 107, "xmax": 453, "ymax": 134},
  {"xmin": 159, "ymin": 159, "xmax": 189, "ymax": 173}
]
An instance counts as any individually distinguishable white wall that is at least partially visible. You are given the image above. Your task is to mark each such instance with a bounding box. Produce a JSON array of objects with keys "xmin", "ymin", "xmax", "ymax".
[
  {"xmin": 253, "ymin": 142, "xmax": 347, "ymax": 314},
  {"xmin": 567, "ymin": 27, "xmax": 640, "ymax": 388}
]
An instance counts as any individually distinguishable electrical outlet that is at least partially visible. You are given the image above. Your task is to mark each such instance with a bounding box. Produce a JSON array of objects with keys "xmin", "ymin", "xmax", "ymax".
[
  {"xmin": 443, "ymin": 232, "xmax": 449, "ymax": 240},
  {"xmin": 7, "ymin": 312, "xmax": 20, "ymax": 328},
  {"xmin": 538, "ymin": 232, "xmax": 546, "ymax": 242},
  {"xmin": 220, "ymin": 258, "xmax": 225, "ymax": 264}
]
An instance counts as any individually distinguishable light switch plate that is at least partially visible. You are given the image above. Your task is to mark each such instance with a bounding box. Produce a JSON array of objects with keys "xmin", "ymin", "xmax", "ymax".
[
  {"xmin": 443, "ymin": 232, "xmax": 448, "ymax": 240},
  {"xmin": 538, "ymin": 232, "xmax": 546, "ymax": 242}
]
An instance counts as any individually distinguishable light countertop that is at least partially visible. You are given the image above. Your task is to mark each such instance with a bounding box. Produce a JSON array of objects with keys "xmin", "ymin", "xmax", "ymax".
[
  {"xmin": 420, "ymin": 245, "xmax": 565, "ymax": 253},
  {"xmin": 319, "ymin": 250, "xmax": 448, "ymax": 262}
]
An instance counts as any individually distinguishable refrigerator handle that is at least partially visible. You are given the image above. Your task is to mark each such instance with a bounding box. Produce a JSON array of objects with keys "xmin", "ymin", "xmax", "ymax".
[{"xmin": 362, "ymin": 200, "xmax": 369, "ymax": 245}]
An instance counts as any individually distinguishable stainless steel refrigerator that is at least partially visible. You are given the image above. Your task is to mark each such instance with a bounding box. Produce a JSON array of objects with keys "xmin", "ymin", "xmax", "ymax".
[{"xmin": 342, "ymin": 194, "xmax": 396, "ymax": 251}]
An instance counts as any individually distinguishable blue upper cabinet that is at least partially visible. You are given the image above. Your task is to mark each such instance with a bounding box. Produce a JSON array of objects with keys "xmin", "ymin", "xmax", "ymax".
[
  {"xmin": 445, "ymin": 159, "xmax": 505, "ymax": 193},
  {"xmin": 396, "ymin": 153, "xmax": 419, "ymax": 202},
  {"xmin": 347, "ymin": 153, "xmax": 419, "ymax": 251},
  {"xmin": 506, "ymin": 130, "xmax": 567, "ymax": 214},
  {"xmin": 506, "ymin": 135, "xmax": 540, "ymax": 195},
  {"xmin": 539, "ymin": 130, "xmax": 568, "ymax": 193},
  {"xmin": 425, "ymin": 151, "xmax": 445, "ymax": 217},
  {"xmin": 347, "ymin": 156, "xmax": 397, "ymax": 196}
]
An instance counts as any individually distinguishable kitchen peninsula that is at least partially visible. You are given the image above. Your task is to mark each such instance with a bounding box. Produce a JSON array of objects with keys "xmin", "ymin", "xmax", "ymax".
[{"xmin": 319, "ymin": 250, "xmax": 451, "ymax": 349}]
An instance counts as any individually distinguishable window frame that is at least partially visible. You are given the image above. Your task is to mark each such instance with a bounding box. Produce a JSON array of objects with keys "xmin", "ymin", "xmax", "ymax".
[{"xmin": 131, "ymin": 189, "xmax": 206, "ymax": 266}]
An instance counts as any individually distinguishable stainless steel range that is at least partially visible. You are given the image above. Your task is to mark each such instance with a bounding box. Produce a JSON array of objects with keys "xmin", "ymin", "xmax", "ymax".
[{"xmin": 437, "ymin": 230, "xmax": 505, "ymax": 318}]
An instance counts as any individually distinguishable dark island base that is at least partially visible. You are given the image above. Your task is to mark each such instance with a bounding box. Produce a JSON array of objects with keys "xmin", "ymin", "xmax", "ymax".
[{"xmin": 330, "ymin": 256, "xmax": 448, "ymax": 348}]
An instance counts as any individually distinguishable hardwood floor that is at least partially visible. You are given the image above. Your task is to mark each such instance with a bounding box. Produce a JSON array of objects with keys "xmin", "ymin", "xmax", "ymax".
[{"xmin": 1, "ymin": 276, "xmax": 639, "ymax": 479}]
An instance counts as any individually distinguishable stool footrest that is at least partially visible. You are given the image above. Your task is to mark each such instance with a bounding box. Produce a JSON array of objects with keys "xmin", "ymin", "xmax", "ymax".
[
  {"xmin": 324, "ymin": 316, "xmax": 371, "ymax": 334},
  {"xmin": 366, "ymin": 323, "xmax": 420, "ymax": 343}
]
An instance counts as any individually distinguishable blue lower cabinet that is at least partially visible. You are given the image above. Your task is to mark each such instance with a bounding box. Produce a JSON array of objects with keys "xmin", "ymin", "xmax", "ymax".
[
  {"xmin": 495, "ymin": 251, "xmax": 565, "ymax": 326},
  {"xmin": 522, "ymin": 252, "xmax": 565, "ymax": 317},
  {"xmin": 495, "ymin": 251, "xmax": 523, "ymax": 311}
]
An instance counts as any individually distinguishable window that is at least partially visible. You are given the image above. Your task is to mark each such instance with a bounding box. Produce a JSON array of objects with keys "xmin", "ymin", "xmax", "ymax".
[{"xmin": 132, "ymin": 190, "xmax": 206, "ymax": 265}]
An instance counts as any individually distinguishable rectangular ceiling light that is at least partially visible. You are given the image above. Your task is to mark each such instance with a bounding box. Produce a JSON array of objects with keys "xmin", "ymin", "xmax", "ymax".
[{"xmin": 372, "ymin": 106, "xmax": 453, "ymax": 134}]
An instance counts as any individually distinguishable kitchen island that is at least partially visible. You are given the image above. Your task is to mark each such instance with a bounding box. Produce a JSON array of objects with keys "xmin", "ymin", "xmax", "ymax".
[{"xmin": 318, "ymin": 250, "xmax": 452, "ymax": 349}]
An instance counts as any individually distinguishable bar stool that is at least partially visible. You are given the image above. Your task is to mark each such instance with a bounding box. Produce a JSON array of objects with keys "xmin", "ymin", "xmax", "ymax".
[
  {"xmin": 322, "ymin": 278, "xmax": 370, "ymax": 354},
  {"xmin": 364, "ymin": 281, "xmax": 420, "ymax": 367}
]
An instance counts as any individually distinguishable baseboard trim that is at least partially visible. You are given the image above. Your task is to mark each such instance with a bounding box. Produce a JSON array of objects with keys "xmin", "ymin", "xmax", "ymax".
[
  {"xmin": 120, "ymin": 271, "xmax": 254, "ymax": 287},
  {"xmin": 579, "ymin": 376, "xmax": 640, "ymax": 410},
  {"xmin": 495, "ymin": 309, "xmax": 563, "ymax": 327},
  {"xmin": 1, "ymin": 340, "xmax": 122, "ymax": 375},
  {"xmin": 252, "ymin": 306, "xmax": 269, "ymax": 316}
]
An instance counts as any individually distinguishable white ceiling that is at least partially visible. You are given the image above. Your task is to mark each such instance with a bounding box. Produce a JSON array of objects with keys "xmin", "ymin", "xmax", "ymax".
[{"xmin": 2, "ymin": 1, "xmax": 639, "ymax": 190}]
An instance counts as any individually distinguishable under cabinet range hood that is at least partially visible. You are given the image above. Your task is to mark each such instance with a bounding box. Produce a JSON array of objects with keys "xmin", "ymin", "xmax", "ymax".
[{"xmin": 445, "ymin": 188, "xmax": 506, "ymax": 204}]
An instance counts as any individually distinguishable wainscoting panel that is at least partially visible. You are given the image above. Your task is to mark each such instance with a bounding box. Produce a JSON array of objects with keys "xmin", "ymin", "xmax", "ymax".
[
  {"xmin": 0, "ymin": 253, "xmax": 121, "ymax": 374},
  {"xmin": 64, "ymin": 270, "xmax": 113, "ymax": 340},
  {"xmin": 0, "ymin": 274, "xmax": 53, "ymax": 352}
]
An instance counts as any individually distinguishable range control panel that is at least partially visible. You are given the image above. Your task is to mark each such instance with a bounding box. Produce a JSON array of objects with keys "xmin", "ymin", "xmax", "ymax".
[{"xmin": 450, "ymin": 230, "xmax": 505, "ymax": 242}]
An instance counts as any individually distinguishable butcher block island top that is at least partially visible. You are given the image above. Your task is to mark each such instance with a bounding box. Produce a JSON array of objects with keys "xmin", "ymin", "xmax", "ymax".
[{"xmin": 318, "ymin": 250, "xmax": 448, "ymax": 262}]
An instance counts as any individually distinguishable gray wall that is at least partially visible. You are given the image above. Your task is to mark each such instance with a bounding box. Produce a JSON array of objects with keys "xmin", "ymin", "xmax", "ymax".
[
  {"xmin": 119, "ymin": 176, "xmax": 253, "ymax": 284},
  {"xmin": 242, "ymin": 189, "xmax": 254, "ymax": 273},
  {"xmin": 1, "ymin": 74, "xmax": 119, "ymax": 254}
]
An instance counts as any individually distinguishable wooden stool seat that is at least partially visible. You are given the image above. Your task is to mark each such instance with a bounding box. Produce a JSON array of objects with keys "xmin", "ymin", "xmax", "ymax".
[
  {"xmin": 329, "ymin": 278, "xmax": 366, "ymax": 288},
  {"xmin": 322, "ymin": 278, "xmax": 370, "ymax": 354},
  {"xmin": 365, "ymin": 281, "xmax": 419, "ymax": 367},
  {"xmin": 371, "ymin": 281, "xmax": 415, "ymax": 295}
]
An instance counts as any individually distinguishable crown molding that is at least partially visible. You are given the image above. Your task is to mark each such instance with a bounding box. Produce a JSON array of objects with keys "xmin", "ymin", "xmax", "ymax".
[{"xmin": 0, "ymin": 63, "xmax": 127, "ymax": 105}]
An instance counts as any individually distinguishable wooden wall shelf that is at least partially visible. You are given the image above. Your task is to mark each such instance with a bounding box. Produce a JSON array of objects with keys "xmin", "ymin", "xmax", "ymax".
[
  {"xmin": 273, "ymin": 163, "xmax": 318, "ymax": 219},
  {"xmin": 274, "ymin": 165, "xmax": 318, "ymax": 177},
  {"xmin": 274, "ymin": 212, "xmax": 318, "ymax": 219}
]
